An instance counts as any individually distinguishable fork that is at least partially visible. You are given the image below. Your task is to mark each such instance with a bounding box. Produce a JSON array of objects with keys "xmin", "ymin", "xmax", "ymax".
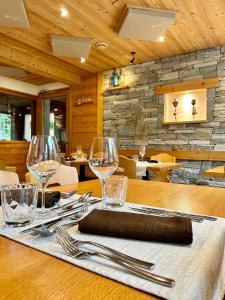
[
  {"xmin": 55, "ymin": 224, "xmax": 154, "ymax": 270},
  {"xmin": 55, "ymin": 225, "xmax": 175, "ymax": 287}
]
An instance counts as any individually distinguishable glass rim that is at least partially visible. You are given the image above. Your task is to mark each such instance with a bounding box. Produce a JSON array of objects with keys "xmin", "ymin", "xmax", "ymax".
[{"xmin": 1, "ymin": 183, "xmax": 38, "ymax": 190}]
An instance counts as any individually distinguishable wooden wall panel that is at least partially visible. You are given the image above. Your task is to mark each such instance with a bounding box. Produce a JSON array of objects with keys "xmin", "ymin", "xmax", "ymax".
[
  {"xmin": 70, "ymin": 74, "xmax": 102, "ymax": 153},
  {"xmin": 0, "ymin": 141, "xmax": 29, "ymax": 181}
]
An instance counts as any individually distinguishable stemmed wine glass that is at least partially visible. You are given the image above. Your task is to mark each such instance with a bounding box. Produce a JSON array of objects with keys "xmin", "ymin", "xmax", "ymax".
[
  {"xmin": 89, "ymin": 137, "xmax": 119, "ymax": 208},
  {"xmin": 26, "ymin": 135, "xmax": 60, "ymax": 219},
  {"xmin": 139, "ymin": 146, "xmax": 146, "ymax": 161}
]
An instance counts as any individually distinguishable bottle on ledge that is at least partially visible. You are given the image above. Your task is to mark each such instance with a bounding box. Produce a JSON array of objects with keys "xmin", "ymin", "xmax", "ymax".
[{"xmin": 112, "ymin": 69, "xmax": 120, "ymax": 87}]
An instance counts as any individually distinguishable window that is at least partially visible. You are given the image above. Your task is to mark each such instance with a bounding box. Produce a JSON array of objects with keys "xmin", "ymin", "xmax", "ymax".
[
  {"xmin": 0, "ymin": 93, "xmax": 36, "ymax": 141},
  {"xmin": 0, "ymin": 113, "xmax": 11, "ymax": 140}
]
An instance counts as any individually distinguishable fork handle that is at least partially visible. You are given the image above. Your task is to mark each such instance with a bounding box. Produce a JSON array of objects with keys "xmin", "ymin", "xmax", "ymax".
[
  {"xmin": 90, "ymin": 252, "xmax": 175, "ymax": 287},
  {"xmin": 80, "ymin": 240, "xmax": 154, "ymax": 270}
]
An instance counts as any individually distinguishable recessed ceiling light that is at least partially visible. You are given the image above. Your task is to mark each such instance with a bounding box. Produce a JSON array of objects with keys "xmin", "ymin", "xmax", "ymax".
[
  {"xmin": 80, "ymin": 57, "xmax": 86, "ymax": 63},
  {"xmin": 158, "ymin": 36, "xmax": 164, "ymax": 42},
  {"xmin": 60, "ymin": 7, "xmax": 69, "ymax": 17},
  {"xmin": 54, "ymin": 108, "xmax": 58, "ymax": 112},
  {"xmin": 95, "ymin": 42, "xmax": 108, "ymax": 49}
]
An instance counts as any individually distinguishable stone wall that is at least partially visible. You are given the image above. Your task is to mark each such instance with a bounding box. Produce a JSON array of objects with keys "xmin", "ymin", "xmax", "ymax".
[{"xmin": 103, "ymin": 46, "xmax": 225, "ymax": 185}]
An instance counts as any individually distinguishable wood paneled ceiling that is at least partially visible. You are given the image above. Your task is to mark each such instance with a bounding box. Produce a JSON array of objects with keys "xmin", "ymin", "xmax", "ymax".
[{"xmin": 0, "ymin": 0, "xmax": 225, "ymax": 85}]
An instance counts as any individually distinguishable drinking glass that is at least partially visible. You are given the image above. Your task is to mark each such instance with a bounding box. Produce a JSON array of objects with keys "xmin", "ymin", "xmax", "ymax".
[
  {"xmin": 139, "ymin": 146, "xmax": 146, "ymax": 161},
  {"xmin": 89, "ymin": 137, "xmax": 119, "ymax": 208},
  {"xmin": 105, "ymin": 175, "xmax": 128, "ymax": 208},
  {"xmin": 1, "ymin": 183, "xmax": 38, "ymax": 227},
  {"xmin": 26, "ymin": 135, "xmax": 60, "ymax": 219}
]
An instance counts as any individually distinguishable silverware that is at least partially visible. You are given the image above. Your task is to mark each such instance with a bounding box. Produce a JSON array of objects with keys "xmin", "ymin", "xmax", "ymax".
[
  {"xmin": 55, "ymin": 225, "xmax": 175, "ymax": 287},
  {"xmin": 19, "ymin": 203, "xmax": 92, "ymax": 234},
  {"xmin": 128, "ymin": 206, "xmax": 217, "ymax": 222},
  {"xmin": 60, "ymin": 190, "xmax": 77, "ymax": 199},
  {"xmin": 55, "ymin": 224, "xmax": 154, "ymax": 270},
  {"xmin": 128, "ymin": 207, "xmax": 204, "ymax": 222},
  {"xmin": 32, "ymin": 205, "xmax": 89, "ymax": 237},
  {"xmin": 57, "ymin": 198, "xmax": 101, "ymax": 216},
  {"xmin": 52, "ymin": 192, "xmax": 92, "ymax": 211}
]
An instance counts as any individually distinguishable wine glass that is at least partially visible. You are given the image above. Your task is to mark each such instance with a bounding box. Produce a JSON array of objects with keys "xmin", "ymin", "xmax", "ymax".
[
  {"xmin": 26, "ymin": 135, "xmax": 60, "ymax": 219},
  {"xmin": 139, "ymin": 146, "xmax": 146, "ymax": 162},
  {"xmin": 89, "ymin": 137, "xmax": 119, "ymax": 208}
]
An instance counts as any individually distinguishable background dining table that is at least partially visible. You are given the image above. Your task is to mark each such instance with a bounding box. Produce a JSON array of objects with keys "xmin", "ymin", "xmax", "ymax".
[
  {"xmin": 204, "ymin": 165, "xmax": 225, "ymax": 178},
  {"xmin": 1, "ymin": 179, "xmax": 225, "ymax": 300}
]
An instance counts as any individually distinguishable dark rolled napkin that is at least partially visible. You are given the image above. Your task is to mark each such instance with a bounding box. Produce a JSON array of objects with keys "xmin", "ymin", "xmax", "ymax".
[
  {"xmin": 146, "ymin": 159, "xmax": 158, "ymax": 163},
  {"xmin": 37, "ymin": 191, "xmax": 60, "ymax": 208},
  {"xmin": 78, "ymin": 209, "xmax": 193, "ymax": 245}
]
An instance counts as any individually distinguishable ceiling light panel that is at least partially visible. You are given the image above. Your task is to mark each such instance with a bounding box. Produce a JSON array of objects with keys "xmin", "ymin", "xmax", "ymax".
[
  {"xmin": 117, "ymin": 6, "xmax": 176, "ymax": 41},
  {"xmin": 51, "ymin": 36, "xmax": 92, "ymax": 59},
  {"xmin": 0, "ymin": 66, "xmax": 27, "ymax": 77},
  {"xmin": 0, "ymin": 0, "xmax": 30, "ymax": 28}
]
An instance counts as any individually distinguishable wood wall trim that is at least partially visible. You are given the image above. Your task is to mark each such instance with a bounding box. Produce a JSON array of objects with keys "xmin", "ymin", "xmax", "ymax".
[
  {"xmin": 0, "ymin": 88, "xmax": 37, "ymax": 100},
  {"xmin": 38, "ymin": 88, "xmax": 70, "ymax": 99},
  {"xmin": 155, "ymin": 78, "xmax": 219, "ymax": 94},
  {"xmin": 97, "ymin": 72, "xmax": 103, "ymax": 136},
  {"xmin": 119, "ymin": 149, "xmax": 225, "ymax": 161},
  {"xmin": 0, "ymin": 34, "xmax": 81, "ymax": 85}
]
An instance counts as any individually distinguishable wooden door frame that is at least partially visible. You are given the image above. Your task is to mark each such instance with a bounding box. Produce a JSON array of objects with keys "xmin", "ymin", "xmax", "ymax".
[{"xmin": 37, "ymin": 88, "xmax": 71, "ymax": 155}]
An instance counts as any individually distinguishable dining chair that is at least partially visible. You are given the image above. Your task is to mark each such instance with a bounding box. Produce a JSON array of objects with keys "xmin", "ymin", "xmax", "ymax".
[
  {"xmin": 117, "ymin": 155, "xmax": 137, "ymax": 179},
  {"xmin": 0, "ymin": 170, "xmax": 19, "ymax": 185},
  {"xmin": 25, "ymin": 164, "xmax": 79, "ymax": 186},
  {"xmin": 0, "ymin": 160, "xmax": 6, "ymax": 171}
]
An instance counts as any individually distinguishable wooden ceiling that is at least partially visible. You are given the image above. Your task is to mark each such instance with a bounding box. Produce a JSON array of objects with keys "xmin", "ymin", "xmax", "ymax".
[{"xmin": 0, "ymin": 0, "xmax": 225, "ymax": 85}]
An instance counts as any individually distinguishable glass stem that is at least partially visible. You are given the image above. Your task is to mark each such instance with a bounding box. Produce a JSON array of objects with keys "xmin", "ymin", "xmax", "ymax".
[
  {"xmin": 101, "ymin": 178, "xmax": 107, "ymax": 208},
  {"xmin": 41, "ymin": 183, "xmax": 47, "ymax": 212}
]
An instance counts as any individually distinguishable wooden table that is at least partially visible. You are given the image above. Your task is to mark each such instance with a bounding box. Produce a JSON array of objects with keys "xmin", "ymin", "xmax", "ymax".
[
  {"xmin": 204, "ymin": 165, "xmax": 225, "ymax": 178},
  {"xmin": 1, "ymin": 179, "xmax": 225, "ymax": 300},
  {"xmin": 138, "ymin": 162, "xmax": 182, "ymax": 182}
]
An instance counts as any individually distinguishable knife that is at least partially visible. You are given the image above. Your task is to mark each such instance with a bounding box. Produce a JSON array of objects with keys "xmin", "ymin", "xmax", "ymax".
[{"xmin": 20, "ymin": 199, "xmax": 101, "ymax": 234}]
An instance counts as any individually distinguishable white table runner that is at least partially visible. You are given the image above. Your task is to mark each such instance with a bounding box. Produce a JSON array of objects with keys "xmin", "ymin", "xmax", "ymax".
[{"xmin": 0, "ymin": 198, "xmax": 225, "ymax": 300}]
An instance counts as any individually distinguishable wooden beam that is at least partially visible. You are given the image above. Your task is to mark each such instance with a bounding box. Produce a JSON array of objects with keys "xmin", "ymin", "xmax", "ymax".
[
  {"xmin": 155, "ymin": 78, "xmax": 219, "ymax": 94},
  {"xmin": 97, "ymin": 72, "xmax": 103, "ymax": 136},
  {"xmin": 0, "ymin": 34, "xmax": 80, "ymax": 85}
]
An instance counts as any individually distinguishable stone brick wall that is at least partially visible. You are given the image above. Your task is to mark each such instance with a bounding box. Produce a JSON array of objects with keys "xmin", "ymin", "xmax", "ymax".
[
  {"xmin": 103, "ymin": 46, "xmax": 225, "ymax": 185},
  {"xmin": 103, "ymin": 46, "xmax": 225, "ymax": 151}
]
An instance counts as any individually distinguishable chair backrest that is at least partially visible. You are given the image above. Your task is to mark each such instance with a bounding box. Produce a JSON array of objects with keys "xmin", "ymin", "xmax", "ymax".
[
  {"xmin": 0, "ymin": 160, "xmax": 6, "ymax": 171},
  {"xmin": 118, "ymin": 155, "xmax": 136, "ymax": 179},
  {"xmin": 0, "ymin": 170, "xmax": 19, "ymax": 186},
  {"xmin": 151, "ymin": 153, "xmax": 176, "ymax": 163},
  {"xmin": 25, "ymin": 164, "xmax": 79, "ymax": 186}
]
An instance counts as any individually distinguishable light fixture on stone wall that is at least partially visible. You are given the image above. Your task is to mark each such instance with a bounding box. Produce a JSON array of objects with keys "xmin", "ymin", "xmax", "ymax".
[
  {"xmin": 130, "ymin": 51, "xmax": 136, "ymax": 64},
  {"xmin": 172, "ymin": 98, "xmax": 179, "ymax": 120},
  {"xmin": 191, "ymin": 99, "xmax": 198, "ymax": 119}
]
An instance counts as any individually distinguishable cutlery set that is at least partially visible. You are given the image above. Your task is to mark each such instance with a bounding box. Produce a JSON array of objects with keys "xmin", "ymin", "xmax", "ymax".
[
  {"xmin": 20, "ymin": 192, "xmax": 217, "ymax": 287},
  {"xmin": 128, "ymin": 206, "xmax": 217, "ymax": 222},
  {"xmin": 55, "ymin": 224, "xmax": 175, "ymax": 287}
]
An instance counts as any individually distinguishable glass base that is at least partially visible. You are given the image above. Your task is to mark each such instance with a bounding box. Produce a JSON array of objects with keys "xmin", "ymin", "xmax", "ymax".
[
  {"xmin": 102, "ymin": 200, "xmax": 124, "ymax": 209},
  {"xmin": 35, "ymin": 209, "xmax": 57, "ymax": 219},
  {"xmin": 5, "ymin": 219, "xmax": 31, "ymax": 227}
]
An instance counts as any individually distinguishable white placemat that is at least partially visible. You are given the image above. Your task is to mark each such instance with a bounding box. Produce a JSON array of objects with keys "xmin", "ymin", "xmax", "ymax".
[{"xmin": 0, "ymin": 198, "xmax": 225, "ymax": 300}]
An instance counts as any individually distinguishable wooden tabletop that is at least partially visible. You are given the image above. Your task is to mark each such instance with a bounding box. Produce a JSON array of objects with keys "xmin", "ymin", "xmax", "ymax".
[
  {"xmin": 145, "ymin": 162, "xmax": 182, "ymax": 172},
  {"xmin": 1, "ymin": 179, "xmax": 225, "ymax": 300},
  {"xmin": 204, "ymin": 165, "xmax": 225, "ymax": 178}
]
